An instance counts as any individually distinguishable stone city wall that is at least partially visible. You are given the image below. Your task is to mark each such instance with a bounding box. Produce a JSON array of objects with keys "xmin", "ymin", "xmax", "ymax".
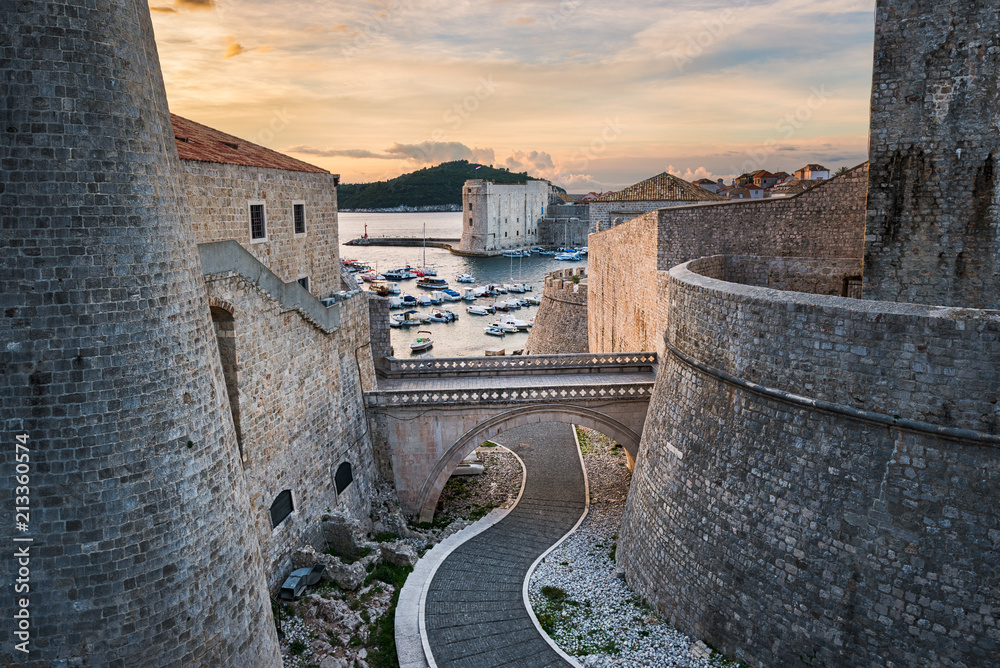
[
  {"xmin": 538, "ymin": 216, "xmax": 590, "ymax": 248},
  {"xmin": 588, "ymin": 164, "xmax": 868, "ymax": 355},
  {"xmin": 525, "ymin": 268, "xmax": 590, "ymax": 354},
  {"xmin": 182, "ymin": 160, "xmax": 341, "ymax": 297},
  {"xmin": 619, "ymin": 256, "xmax": 1000, "ymax": 667},
  {"xmin": 864, "ymin": 0, "xmax": 1000, "ymax": 309},
  {"xmin": 588, "ymin": 199, "xmax": 691, "ymax": 234},
  {"xmin": 204, "ymin": 275, "xmax": 379, "ymax": 588}
]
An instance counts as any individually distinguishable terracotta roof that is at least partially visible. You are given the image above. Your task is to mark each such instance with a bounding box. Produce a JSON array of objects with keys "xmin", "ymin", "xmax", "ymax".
[
  {"xmin": 591, "ymin": 172, "xmax": 727, "ymax": 203},
  {"xmin": 171, "ymin": 114, "xmax": 329, "ymax": 174}
]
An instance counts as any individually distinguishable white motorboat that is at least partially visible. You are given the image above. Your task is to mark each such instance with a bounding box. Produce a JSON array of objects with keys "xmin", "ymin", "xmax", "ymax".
[
  {"xmin": 499, "ymin": 316, "xmax": 531, "ymax": 331},
  {"xmin": 555, "ymin": 252, "xmax": 582, "ymax": 261},
  {"xmin": 410, "ymin": 331, "xmax": 433, "ymax": 352},
  {"xmin": 507, "ymin": 283, "xmax": 526, "ymax": 293},
  {"xmin": 429, "ymin": 291, "xmax": 445, "ymax": 305},
  {"xmin": 490, "ymin": 320, "xmax": 519, "ymax": 333},
  {"xmin": 525, "ymin": 295, "xmax": 541, "ymax": 305},
  {"xmin": 456, "ymin": 273, "xmax": 475, "ymax": 283},
  {"xmin": 388, "ymin": 316, "xmax": 402, "ymax": 328},
  {"xmin": 467, "ymin": 305, "xmax": 491, "ymax": 316},
  {"xmin": 462, "ymin": 289, "xmax": 478, "ymax": 301},
  {"xmin": 429, "ymin": 310, "xmax": 457, "ymax": 323},
  {"xmin": 417, "ymin": 294, "xmax": 433, "ymax": 307},
  {"xmin": 484, "ymin": 326, "xmax": 505, "ymax": 337},
  {"xmin": 388, "ymin": 297, "xmax": 403, "ymax": 309},
  {"xmin": 442, "ymin": 289, "xmax": 463, "ymax": 301}
]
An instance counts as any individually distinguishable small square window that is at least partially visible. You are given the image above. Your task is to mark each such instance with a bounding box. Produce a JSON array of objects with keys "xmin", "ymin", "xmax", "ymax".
[
  {"xmin": 293, "ymin": 202, "xmax": 306, "ymax": 235},
  {"xmin": 249, "ymin": 202, "xmax": 267, "ymax": 241}
]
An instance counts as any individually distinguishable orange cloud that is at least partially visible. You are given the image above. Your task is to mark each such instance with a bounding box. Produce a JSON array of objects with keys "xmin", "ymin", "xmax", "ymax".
[
  {"xmin": 223, "ymin": 36, "xmax": 245, "ymax": 59},
  {"xmin": 176, "ymin": 0, "xmax": 213, "ymax": 8},
  {"xmin": 514, "ymin": 16, "xmax": 536, "ymax": 25},
  {"xmin": 149, "ymin": 5, "xmax": 176, "ymax": 12}
]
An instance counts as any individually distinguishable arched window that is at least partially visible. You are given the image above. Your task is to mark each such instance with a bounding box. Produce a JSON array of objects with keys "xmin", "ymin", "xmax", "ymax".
[
  {"xmin": 335, "ymin": 462, "xmax": 353, "ymax": 495},
  {"xmin": 270, "ymin": 490, "xmax": 294, "ymax": 528}
]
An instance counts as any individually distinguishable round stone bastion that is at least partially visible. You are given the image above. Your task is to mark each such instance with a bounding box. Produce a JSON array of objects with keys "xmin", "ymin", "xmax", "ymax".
[{"xmin": 619, "ymin": 254, "xmax": 1000, "ymax": 667}]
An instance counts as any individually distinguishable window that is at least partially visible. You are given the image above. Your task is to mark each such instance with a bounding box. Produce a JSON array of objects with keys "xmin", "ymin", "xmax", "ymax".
[
  {"xmin": 293, "ymin": 202, "xmax": 306, "ymax": 235},
  {"xmin": 297, "ymin": 276, "xmax": 309, "ymax": 291},
  {"xmin": 270, "ymin": 490, "xmax": 293, "ymax": 528},
  {"xmin": 469, "ymin": 218, "xmax": 473, "ymax": 227},
  {"xmin": 249, "ymin": 202, "xmax": 267, "ymax": 241},
  {"xmin": 335, "ymin": 462, "xmax": 353, "ymax": 495}
]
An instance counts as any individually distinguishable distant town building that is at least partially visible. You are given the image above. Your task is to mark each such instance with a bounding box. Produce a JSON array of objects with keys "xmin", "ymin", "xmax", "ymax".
[
  {"xmin": 795, "ymin": 164, "xmax": 830, "ymax": 180},
  {"xmin": 768, "ymin": 178, "xmax": 816, "ymax": 198},
  {"xmin": 693, "ymin": 177, "xmax": 726, "ymax": 194},
  {"xmin": 589, "ymin": 172, "xmax": 727, "ymax": 232},
  {"xmin": 458, "ymin": 179, "xmax": 550, "ymax": 253},
  {"xmin": 727, "ymin": 184, "xmax": 765, "ymax": 200}
]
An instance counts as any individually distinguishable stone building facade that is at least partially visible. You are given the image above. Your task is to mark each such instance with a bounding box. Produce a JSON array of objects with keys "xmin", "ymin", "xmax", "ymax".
[
  {"xmin": 175, "ymin": 115, "xmax": 342, "ymax": 297},
  {"xmin": 524, "ymin": 268, "xmax": 589, "ymax": 354},
  {"xmin": 588, "ymin": 163, "xmax": 868, "ymax": 355},
  {"xmin": 1, "ymin": 2, "xmax": 281, "ymax": 665},
  {"xmin": 458, "ymin": 179, "xmax": 550, "ymax": 253},
  {"xmin": 587, "ymin": 171, "xmax": 727, "ymax": 233}
]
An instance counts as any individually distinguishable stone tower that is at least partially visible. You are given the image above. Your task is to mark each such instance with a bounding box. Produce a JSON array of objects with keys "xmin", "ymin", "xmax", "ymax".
[
  {"xmin": 1, "ymin": 1, "xmax": 281, "ymax": 665},
  {"xmin": 864, "ymin": 0, "xmax": 1000, "ymax": 308}
]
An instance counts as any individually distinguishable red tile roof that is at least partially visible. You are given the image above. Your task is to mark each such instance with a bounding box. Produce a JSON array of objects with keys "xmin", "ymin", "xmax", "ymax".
[
  {"xmin": 591, "ymin": 172, "xmax": 727, "ymax": 203},
  {"xmin": 171, "ymin": 114, "xmax": 329, "ymax": 174}
]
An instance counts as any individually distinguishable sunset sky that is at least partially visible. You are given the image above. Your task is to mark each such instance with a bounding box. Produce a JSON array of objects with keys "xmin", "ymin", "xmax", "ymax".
[{"xmin": 150, "ymin": 0, "xmax": 877, "ymax": 190}]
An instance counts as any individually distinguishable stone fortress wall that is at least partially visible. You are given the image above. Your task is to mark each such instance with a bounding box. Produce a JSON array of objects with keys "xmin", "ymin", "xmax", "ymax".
[
  {"xmin": 524, "ymin": 268, "xmax": 589, "ymax": 355},
  {"xmin": 458, "ymin": 179, "xmax": 550, "ymax": 253},
  {"xmin": 587, "ymin": 163, "xmax": 868, "ymax": 356},
  {"xmin": 182, "ymin": 160, "xmax": 342, "ymax": 297},
  {"xmin": 203, "ymin": 272, "xmax": 378, "ymax": 588},
  {"xmin": 605, "ymin": 2, "xmax": 1000, "ymax": 665},
  {"xmin": 619, "ymin": 256, "xmax": 1000, "ymax": 666},
  {"xmin": 0, "ymin": 1, "xmax": 281, "ymax": 665}
]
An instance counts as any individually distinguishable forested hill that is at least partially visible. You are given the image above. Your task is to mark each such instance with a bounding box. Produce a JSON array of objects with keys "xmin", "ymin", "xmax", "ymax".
[{"xmin": 338, "ymin": 160, "xmax": 562, "ymax": 210}]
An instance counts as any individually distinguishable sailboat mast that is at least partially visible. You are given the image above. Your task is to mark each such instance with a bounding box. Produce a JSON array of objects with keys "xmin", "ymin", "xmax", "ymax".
[{"xmin": 423, "ymin": 222, "xmax": 426, "ymax": 269}]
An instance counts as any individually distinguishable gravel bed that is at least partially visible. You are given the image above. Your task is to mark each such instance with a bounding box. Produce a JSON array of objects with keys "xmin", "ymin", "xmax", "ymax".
[
  {"xmin": 528, "ymin": 428, "xmax": 729, "ymax": 668},
  {"xmin": 435, "ymin": 446, "xmax": 523, "ymax": 524}
]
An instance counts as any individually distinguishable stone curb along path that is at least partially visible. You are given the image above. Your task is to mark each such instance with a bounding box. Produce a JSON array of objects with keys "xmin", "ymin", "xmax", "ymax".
[{"xmin": 396, "ymin": 425, "xmax": 591, "ymax": 668}]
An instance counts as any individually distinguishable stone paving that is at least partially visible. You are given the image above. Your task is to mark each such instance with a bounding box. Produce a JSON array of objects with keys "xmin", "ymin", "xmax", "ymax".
[{"xmin": 423, "ymin": 423, "xmax": 587, "ymax": 667}]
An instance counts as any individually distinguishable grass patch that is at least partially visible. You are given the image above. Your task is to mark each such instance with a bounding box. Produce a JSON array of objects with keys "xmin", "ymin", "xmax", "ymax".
[
  {"xmin": 289, "ymin": 639, "xmax": 307, "ymax": 655},
  {"xmin": 364, "ymin": 562, "xmax": 413, "ymax": 589},
  {"xmin": 324, "ymin": 544, "xmax": 372, "ymax": 565},
  {"xmin": 373, "ymin": 532, "xmax": 401, "ymax": 543},
  {"xmin": 463, "ymin": 503, "xmax": 496, "ymax": 522},
  {"xmin": 540, "ymin": 585, "xmax": 568, "ymax": 601},
  {"xmin": 608, "ymin": 542, "xmax": 617, "ymax": 562}
]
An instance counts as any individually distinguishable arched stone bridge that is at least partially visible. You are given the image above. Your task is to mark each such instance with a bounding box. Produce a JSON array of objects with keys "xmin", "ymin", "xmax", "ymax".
[{"xmin": 365, "ymin": 352, "xmax": 657, "ymax": 521}]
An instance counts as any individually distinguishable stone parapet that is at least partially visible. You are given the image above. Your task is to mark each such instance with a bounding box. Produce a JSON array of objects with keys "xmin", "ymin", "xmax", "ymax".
[{"xmin": 619, "ymin": 254, "xmax": 1000, "ymax": 667}]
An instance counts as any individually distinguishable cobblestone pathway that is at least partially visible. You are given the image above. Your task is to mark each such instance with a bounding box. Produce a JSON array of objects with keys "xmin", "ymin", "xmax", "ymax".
[{"xmin": 423, "ymin": 422, "xmax": 587, "ymax": 667}]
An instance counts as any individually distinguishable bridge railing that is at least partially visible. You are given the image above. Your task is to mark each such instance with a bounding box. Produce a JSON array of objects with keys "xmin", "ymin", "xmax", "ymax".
[
  {"xmin": 365, "ymin": 381, "xmax": 656, "ymax": 407},
  {"xmin": 378, "ymin": 352, "xmax": 657, "ymax": 378}
]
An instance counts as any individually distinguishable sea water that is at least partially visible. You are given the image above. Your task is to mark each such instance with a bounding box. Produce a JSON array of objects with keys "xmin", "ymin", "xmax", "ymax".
[{"xmin": 338, "ymin": 212, "xmax": 587, "ymax": 358}]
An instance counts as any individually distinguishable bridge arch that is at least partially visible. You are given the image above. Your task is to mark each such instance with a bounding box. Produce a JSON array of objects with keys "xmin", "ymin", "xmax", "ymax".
[{"xmin": 416, "ymin": 403, "xmax": 641, "ymax": 522}]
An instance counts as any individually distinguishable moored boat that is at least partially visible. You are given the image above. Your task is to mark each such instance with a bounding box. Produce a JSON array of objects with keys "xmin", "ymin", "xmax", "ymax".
[{"xmin": 410, "ymin": 331, "xmax": 433, "ymax": 352}]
